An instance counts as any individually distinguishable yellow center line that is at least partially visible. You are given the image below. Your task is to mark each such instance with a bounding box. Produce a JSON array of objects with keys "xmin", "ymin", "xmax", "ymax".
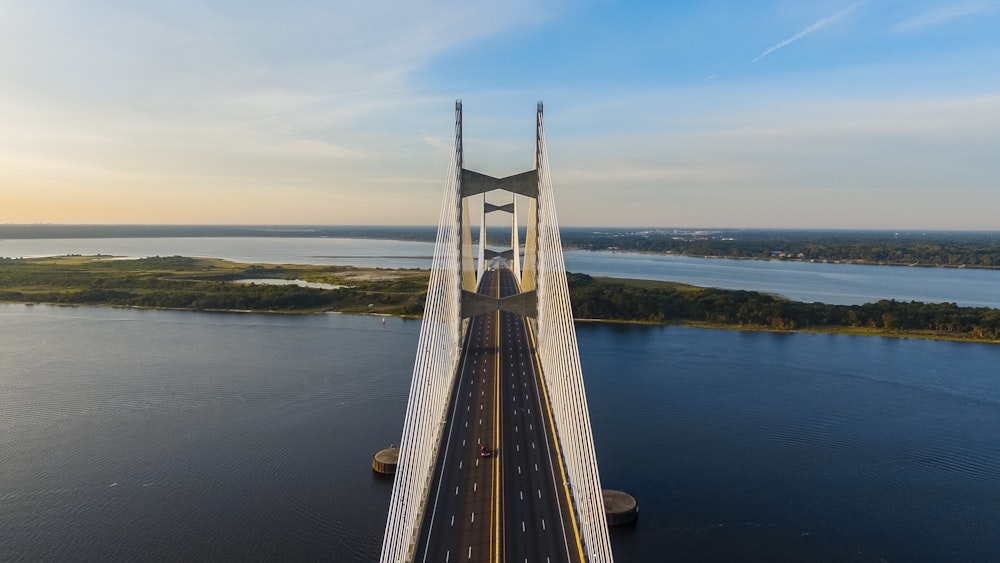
[
  {"xmin": 527, "ymin": 321, "xmax": 586, "ymax": 563},
  {"xmin": 491, "ymin": 271, "xmax": 503, "ymax": 563}
]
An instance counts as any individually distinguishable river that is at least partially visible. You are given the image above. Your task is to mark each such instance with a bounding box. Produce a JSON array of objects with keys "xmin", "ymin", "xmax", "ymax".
[
  {"xmin": 2, "ymin": 304, "xmax": 998, "ymax": 562},
  {"xmin": 2, "ymin": 236, "xmax": 999, "ymax": 560}
]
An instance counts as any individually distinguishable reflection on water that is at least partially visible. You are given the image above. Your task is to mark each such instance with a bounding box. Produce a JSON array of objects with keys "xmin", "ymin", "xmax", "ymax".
[{"xmin": 232, "ymin": 278, "xmax": 346, "ymax": 289}]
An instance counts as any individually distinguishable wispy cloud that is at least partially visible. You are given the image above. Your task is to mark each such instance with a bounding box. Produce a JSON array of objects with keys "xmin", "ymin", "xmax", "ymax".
[
  {"xmin": 753, "ymin": 3, "xmax": 859, "ymax": 63},
  {"xmin": 893, "ymin": 1, "xmax": 997, "ymax": 32}
]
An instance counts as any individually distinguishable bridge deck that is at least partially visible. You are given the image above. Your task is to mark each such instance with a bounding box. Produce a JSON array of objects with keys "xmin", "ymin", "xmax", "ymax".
[{"xmin": 415, "ymin": 266, "xmax": 582, "ymax": 563}]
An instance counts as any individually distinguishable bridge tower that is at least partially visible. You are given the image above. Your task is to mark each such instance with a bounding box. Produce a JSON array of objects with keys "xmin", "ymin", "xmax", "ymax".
[{"xmin": 380, "ymin": 102, "xmax": 613, "ymax": 562}]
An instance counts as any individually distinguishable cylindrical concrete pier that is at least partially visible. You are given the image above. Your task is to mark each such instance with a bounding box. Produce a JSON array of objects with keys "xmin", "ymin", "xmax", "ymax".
[
  {"xmin": 603, "ymin": 489, "xmax": 638, "ymax": 526},
  {"xmin": 372, "ymin": 447, "xmax": 399, "ymax": 475}
]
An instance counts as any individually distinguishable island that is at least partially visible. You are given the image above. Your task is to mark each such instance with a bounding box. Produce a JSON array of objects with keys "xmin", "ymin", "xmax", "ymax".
[{"xmin": 1, "ymin": 255, "xmax": 998, "ymax": 343}]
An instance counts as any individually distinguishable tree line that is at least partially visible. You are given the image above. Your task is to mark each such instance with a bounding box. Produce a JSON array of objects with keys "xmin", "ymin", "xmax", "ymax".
[
  {"xmin": 567, "ymin": 273, "xmax": 1000, "ymax": 341},
  {"xmin": 561, "ymin": 230, "xmax": 1000, "ymax": 268}
]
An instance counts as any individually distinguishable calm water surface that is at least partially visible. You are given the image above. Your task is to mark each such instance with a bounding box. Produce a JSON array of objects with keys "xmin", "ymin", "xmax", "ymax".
[
  {"xmin": 2, "ymin": 237, "xmax": 999, "ymax": 307},
  {"xmin": 2, "ymin": 304, "xmax": 998, "ymax": 561},
  {"xmin": 0, "ymin": 237, "xmax": 435, "ymax": 269}
]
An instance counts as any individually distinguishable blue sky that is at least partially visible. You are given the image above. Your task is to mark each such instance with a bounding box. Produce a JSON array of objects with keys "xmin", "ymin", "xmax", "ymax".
[{"xmin": 2, "ymin": 0, "xmax": 999, "ymax": 228}]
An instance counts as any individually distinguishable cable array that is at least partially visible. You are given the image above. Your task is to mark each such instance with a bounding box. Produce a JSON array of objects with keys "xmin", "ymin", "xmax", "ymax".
[
  {"xmin": 379, "ymin": 104, "xmax": 464, "ymax": 563},
  {"xmin": 530, "ymin": 105, "xmax": 614, "ymax": 562}
]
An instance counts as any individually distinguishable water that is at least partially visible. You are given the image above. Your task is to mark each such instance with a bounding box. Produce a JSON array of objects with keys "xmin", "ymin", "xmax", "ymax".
[
  {"xmin": 582, "ymin": 324, "xmax": 1000, "ymax": 562},
  {"xmin": 563, "ymin": 250, "xmax": 1000, "ymax": 307},
  {"xmin": 2, "ymin": 238, "xmax": 999, "ymax": 307},
  {"xmin": 2, "ymin": 304, "xmax": 999, "ymax": 561},
  {"xmin": 0, "ymin": 305, "xmax": 415, "ymax": 561},
  {"xmin": 0, "ymin": 237, "xmax": 436, "ymax": 269}
]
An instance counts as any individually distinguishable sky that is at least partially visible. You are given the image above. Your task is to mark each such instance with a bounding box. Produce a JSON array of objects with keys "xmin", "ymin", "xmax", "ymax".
[{"xmin": 1, "ymin": 0, "xmax": 999, "ymax": 229}]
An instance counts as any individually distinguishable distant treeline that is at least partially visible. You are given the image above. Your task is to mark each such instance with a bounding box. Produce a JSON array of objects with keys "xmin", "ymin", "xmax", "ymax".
[
  {"xmin": 561, "ymin": 229, "xmax": 1000, "ymax": 268},
  {"xmin": 567, "ymin": 273, "xmax": 1000, "ymax": 341},
  {"xmin": 5, "ymin": 225, "xmax": 999, "ymax": 268}
]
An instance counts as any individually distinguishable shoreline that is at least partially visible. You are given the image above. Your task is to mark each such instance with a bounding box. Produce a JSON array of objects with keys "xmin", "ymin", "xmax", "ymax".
[{"xmin": 4, "ymin": 299, "xmax": 996, "ymax": 346}]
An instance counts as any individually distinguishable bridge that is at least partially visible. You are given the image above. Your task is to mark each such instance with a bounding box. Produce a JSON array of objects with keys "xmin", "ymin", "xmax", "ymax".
[{"xmin": 380, "ymin": 102, "xmax": 614, "ymax": 562}]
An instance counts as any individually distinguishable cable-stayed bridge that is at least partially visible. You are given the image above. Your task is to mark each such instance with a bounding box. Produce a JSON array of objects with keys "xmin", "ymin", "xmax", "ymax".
[{"xmin": 380, "ymin": 102, "xmax": 613, "ymax": 563}]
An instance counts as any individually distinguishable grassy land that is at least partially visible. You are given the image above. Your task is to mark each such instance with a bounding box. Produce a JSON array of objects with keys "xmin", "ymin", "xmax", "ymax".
[{"xmin": 0, "ymin": 255, "xmax": 429, "ymax": 315}]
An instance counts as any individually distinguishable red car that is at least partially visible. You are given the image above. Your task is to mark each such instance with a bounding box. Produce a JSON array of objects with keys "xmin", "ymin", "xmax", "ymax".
[{"xmin": 479, "ymin": 444, "xmax": 492, "ymax": 458}]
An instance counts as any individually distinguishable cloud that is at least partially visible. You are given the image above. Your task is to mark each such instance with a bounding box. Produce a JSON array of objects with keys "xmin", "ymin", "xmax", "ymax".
[
  {"xmin": 547, "ymin": 92, "xmax": 1000, "ymax": 228},
  {"xmin": 0, "ymin": 1, "xmax": 562, "ymax": 223},
  {"xmin": 753, "ymin": 3, "xmax": 859, "ymax": 63},
  {"xmin": 892, "ymin": 1, "xmax": 998, "ymax": 32}
]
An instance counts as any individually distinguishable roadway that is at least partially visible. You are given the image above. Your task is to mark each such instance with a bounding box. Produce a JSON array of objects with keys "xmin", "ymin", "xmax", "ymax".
[{"xmin": 415, "ymin": 265, "xmax": 580, "ymax": 563}]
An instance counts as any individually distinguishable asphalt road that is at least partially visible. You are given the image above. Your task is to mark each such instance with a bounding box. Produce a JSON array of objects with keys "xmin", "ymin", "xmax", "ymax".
[{"xmin": 415, "ymin": 266, "xmax": 579, "ymax": 563}]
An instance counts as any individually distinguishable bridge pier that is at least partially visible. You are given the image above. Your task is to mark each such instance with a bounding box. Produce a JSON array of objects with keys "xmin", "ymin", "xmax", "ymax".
[
  {"xmin": 372, "ymin": 447, "xmax": 400, "ymax": 475},
  {"xmin": 602, "ymin": 490, "xmax": 638, "ymax": 526}
]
